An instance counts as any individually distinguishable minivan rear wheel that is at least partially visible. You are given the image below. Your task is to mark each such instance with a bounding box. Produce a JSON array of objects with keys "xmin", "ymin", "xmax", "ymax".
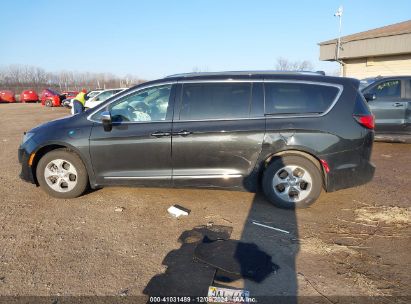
[
  {"xmin": 262, "ymin": 155, "xmax": 322, "ymax": 209},
  {"xmin": 36, "ymin": 149, "xmax": 88, "ymax": 198}
]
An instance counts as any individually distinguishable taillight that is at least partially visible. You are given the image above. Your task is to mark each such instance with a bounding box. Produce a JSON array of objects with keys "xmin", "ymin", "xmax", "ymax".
[{"xmin": 353, "ymin": 114, "xmax": 375, "ymax": 129}]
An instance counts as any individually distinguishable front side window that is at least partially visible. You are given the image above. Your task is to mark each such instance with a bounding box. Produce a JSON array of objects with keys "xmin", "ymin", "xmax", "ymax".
[
  {"xmin": 369, "ymin": 80, "xmax": 401, "ymax": 99},
  {"xmin": 180, "ymin": 83, "xmax": 251, "ymax": 120},
  {"xmin": 102, "ymin": 84, "xmax": 172, "ymax": 122},
  {"xmin": 265, "ymin": 82, "xmax": 339, "ymax": 115}
]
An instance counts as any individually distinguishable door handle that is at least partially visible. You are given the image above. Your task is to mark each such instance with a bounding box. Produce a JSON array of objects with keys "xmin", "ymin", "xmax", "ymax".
[
  {"xmin": 393, "ymin": 102, "xmax": 404, "ymax": 107},
  {"xmin": 173, "ymin": 130, "xmax": 192, "ymax": 136},
  {"xmin": 151, "ymin": 131, "xmax": 171, "ymax": 137}
]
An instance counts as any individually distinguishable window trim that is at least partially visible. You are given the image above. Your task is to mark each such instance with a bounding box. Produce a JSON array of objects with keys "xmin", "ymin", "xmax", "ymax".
[{"xmin": 87, "ymin": 79, "xmax": 343, "ymax": 123}]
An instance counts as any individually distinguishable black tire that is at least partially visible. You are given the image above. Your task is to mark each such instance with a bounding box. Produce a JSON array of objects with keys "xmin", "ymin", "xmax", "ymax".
[
  {"xmin": 36, "ymin": 149, "xmax": 88, "ymax": 199},
  {"xmin": 45, "ymin": 99, "xmax": 53, "ymax": 107},
  {"xmin": 262, "ymin": 155, "xmax": 322, "ymax": 209}
]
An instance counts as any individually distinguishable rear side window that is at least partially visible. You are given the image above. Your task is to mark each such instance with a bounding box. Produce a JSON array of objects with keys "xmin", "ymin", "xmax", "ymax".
[
  {"xmin": 265, "ymin": 82, "xmax": 340, "ymax": 115},
  {"xmin": 180, "ymin": 83, "xmax": 251, "ymax": 120}
]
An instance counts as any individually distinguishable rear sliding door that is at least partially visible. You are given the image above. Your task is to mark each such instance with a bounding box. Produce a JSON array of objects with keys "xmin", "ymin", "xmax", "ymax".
[{"xmin": 171, "ymin": 81, "xmax": 265, "ymax": 189}]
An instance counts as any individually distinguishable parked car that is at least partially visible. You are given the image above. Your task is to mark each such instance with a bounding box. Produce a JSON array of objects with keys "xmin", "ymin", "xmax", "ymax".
[
  {"xmin": 62, "ymin": 91, "xmax": 78, "ymax": 100},
  {"xmin": 361, "ymin": 76, "xmax": 411, "ymax": 137},
  {"xmin": 62, "ymin": 90, "xmax": 102, "ymax": 108},
  {"xmin": 0, "ymin": 90, "xmax": 16, "ymax": 103},
  {"xmin": 84, "ymin": 88, "xmax": 127, "ymax": 108},
  {"xmin": 40, "ymin": 89, "xmax": 64, "ymax": 107},
  {"xmin": 20, "ymin": 90, "xmax": 39, "ymax": 103},
  {"xmin": 18, "ymin": 71, "xmax": 375, "ymax": 209},
  {"xmin": 60, "ymin": 91, "xmax": 78, "ymax": 108}
]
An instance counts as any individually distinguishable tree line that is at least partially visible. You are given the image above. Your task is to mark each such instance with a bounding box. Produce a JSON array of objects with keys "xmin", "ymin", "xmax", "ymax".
[
  {"xmin": 0, "ymin": 64, "xmax": 146, "ymax": 94},
  {"xmin": 1, "ymin": 59, "xmax": 320, "ymax": 95}
]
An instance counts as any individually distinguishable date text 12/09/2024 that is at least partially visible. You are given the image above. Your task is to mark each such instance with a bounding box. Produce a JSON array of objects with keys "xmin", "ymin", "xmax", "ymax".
[{"xmin": 148, "ymin": 296, "xmax": 256, "ymax": 303}]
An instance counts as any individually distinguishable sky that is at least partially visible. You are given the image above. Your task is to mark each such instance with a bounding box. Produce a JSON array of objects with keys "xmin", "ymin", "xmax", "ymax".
[{"xmin": 1, "ymin": 0, "xmax": 410, "ymax": 80}]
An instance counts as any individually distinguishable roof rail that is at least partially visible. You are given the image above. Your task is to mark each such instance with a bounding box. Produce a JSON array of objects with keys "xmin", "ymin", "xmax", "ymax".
[{"xmin": 165, "ymin": 70, "xmax": 327, "ymax": 78}]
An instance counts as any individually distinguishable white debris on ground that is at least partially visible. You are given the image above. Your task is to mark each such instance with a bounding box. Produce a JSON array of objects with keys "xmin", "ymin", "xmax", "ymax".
[
  {"xmin": 167, "ymin": 205, "xmax": 190, "ymax": 218},
  {"xmin": 114, "ymin": 207, "xmax": 125, "ymax": 212}
]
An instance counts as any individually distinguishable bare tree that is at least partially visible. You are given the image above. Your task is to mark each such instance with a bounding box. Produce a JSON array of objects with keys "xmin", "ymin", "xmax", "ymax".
[
  {"xmin": 0, "ymin": 64, "xmax": 146, "ymax": 94},
  {"xmin": 7, "ymin": 65, "xmax": 22, "ymax": 84},
  {"xmin": 275, "ymin": 57, "xmax": 314, "ymax": 71}
]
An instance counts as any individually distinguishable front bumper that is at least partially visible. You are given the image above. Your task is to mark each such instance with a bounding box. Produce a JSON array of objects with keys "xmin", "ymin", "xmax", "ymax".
[
  {"xmin": 326, "ymin": 161, "xmax": 375, "ymax": 192},
  {"xmin": 18, "ymin": 147, "xmax": 36, "ymax": 184}
]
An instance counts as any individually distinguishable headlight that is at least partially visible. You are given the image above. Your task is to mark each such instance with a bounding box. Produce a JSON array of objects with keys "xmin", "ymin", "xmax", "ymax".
[{"xmin": 22, "ymin": 132, "xmax": 34, "ymax": 144}]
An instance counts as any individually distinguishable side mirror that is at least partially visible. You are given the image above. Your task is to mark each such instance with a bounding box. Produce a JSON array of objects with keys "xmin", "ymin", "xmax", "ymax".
[
  {"xmin": 95, "ymin": 97, "xmax": 100, "ymax": 101},
  {"xmin": 101, "ymin": 111, "xmax": 112, "ymax": 132},
  {"xmin": 363, "ymin": 93, "xmax": 376, "ymax": 102}
]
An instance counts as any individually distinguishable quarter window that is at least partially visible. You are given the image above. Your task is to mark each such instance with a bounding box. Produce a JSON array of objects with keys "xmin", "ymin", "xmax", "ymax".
[
  {"xmin": 180, "ymin": 83, "xmax": 251, "ymax": 120},
  {"xmin": 265, "ymin": 82, "xmax": 339, "ymax": 115},
  {"xmin": 370, "ymin": 80, "xmax": 401, "ymax": 99}
]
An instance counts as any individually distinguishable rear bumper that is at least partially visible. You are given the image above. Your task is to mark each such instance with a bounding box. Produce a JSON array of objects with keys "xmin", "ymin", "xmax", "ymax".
[
  {"xmin": 18, "ymin": 147, "xmax": 36, "ymax": 184},
  {"xmin": 326, "ymin": 160, "xmax": 375, "ymax": 192}
]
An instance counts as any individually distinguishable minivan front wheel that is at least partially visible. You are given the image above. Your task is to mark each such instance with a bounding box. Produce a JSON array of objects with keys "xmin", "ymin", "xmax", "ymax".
[
  {"xmin": 262, "ymin": 156, "xmax": 322, "ymax": 209},
  {"xmin": 36, "ymin": 149, "xmax": 88, "ymax": 198}
]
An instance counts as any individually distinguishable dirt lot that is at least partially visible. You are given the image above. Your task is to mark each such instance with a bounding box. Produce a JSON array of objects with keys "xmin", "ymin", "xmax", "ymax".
[{"xmin": 0, "ymin": 104, "xmax": 410, "ymax": 300}]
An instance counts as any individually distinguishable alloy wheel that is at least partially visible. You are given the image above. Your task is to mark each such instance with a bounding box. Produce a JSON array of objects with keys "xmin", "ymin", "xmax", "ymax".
[
  {"xmin": 272, "ymin": 165, "xmax": 313, "ymax": 203},
  {"xmin": 44, "ymin": 159, "xmax": 78, "ymax": 193}
]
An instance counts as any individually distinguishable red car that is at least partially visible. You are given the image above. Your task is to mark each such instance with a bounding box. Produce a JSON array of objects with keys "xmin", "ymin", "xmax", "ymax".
[
  {"xmin": 40, "ymin": 89, "xmax": 62, "ymax": 107},
  {"xmin": 62, "ymin": 91, "xmax": 78, "ymax": 99},
  {"xmin": 20, "ymin": 90, "xmax": 39, "ymax": 103},
  {"xmin": 0, "ymin": 90, "xmax": 16, "ymax": 103}
]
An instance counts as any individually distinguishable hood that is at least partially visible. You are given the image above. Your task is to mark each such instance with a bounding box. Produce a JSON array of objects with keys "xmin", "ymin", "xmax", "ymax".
[{"xmin": 30, "ymin": 113, "xmax": 86, "ymax": 133}]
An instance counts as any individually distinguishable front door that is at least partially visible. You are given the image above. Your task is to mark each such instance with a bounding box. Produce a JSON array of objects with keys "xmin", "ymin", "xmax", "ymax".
[
  {"xmin": 89, "ymin": 84, "xmax": 175, "ymax": 186},
  {"xmin": 366, "ymin": 79, "xmax": 406, "ymax": 133}
]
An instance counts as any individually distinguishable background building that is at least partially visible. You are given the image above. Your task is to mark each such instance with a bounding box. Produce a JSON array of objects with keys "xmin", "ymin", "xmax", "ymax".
[{"xmin": 319, "ymin": 20, "xmax": 411, "ymax": 79}]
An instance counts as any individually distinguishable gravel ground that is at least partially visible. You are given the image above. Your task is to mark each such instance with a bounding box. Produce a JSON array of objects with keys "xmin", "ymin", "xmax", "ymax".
[{"xmin": 0, "ymin": 104, "xmax": 409, "ymax": 300}]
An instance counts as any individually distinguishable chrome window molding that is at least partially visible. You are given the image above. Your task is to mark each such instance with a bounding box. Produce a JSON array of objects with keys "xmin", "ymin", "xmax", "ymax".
[
  {"xmin": 104, "ymin": 174, "xmax": 242, "ymax": 180},
  {"xmin": 87, "ymin": 78, "xmax": 343, "ymax": 124},
  {"xmin": 176, "ymin": 79, "xmax": 343, "ymax": 121},
  {"xmin": 104, "ymin": 176, "xmax": 170, "ymax": 180},
  {"xmin": 173, "ymin": 174, "xmax": 242, "ymax": 179}
]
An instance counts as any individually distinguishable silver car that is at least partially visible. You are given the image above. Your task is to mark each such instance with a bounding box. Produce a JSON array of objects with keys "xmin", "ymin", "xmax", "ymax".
[{"xmin": 361, "ymin": 76, "xmax": 411, "ymax": 140}]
